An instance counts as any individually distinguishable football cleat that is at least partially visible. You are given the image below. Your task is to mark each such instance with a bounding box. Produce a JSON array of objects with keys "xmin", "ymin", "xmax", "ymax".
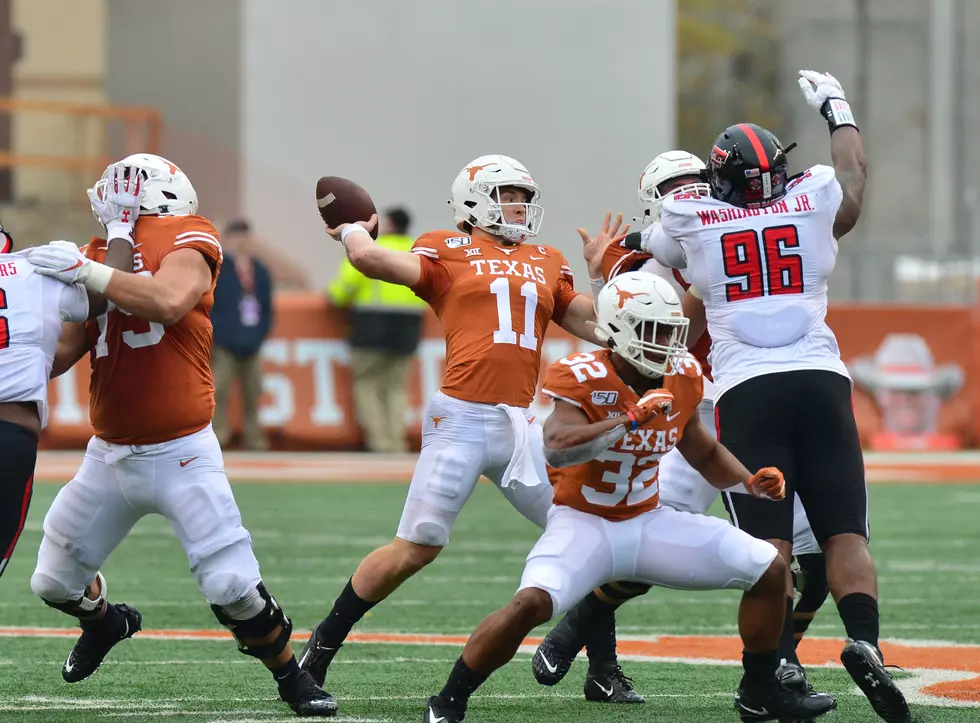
[
  {"xmin": 584, "ymin": 664, "xmax": 645, "ymax": 704},
  {"xmin": 735, "ymin": 680, "xmax": 836, "ymax": 722},
  {"xmin": 277, "ymin": 668, "xmax": 338, "ymax": 717},
  {"xmin": 62, "ymin": 603, "xmax": 142, "ymax": 683},
  {"xmin": 531, "ymin": 618, "xmax": 582, "ymax": 686},
  {"xmin": 423, "ymin": 695, "xmax": 465, "ymax": 723},
  {"xmin": 840, "ymin": 639, "xmax": 912, "ymax": 723},
  {"xmin": 776, "ymin": 661, "xmax": 818, "ymax": 723},
  {"xmin": 298, "ymin": 622, "xmax": 342, "ymax": 687}
]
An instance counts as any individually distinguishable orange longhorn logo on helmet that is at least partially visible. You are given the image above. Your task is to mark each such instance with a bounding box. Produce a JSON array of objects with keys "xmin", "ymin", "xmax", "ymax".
[
  {"xmin": 616, "ymin": 289, "xmax": 647, "ymax": 309},
  {"xmin": 465, "ymin": 164, "xmax": 495, "ymax": 181},
  {"xmin": 164, "ymin": 160, "xmax": 180, "ymax": 175}
]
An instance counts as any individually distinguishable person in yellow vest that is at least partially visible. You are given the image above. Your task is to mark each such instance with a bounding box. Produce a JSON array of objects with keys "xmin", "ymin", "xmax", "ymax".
[{"xmin": 329, "ymin": 208, "xmax": 426, "ymax": 453}]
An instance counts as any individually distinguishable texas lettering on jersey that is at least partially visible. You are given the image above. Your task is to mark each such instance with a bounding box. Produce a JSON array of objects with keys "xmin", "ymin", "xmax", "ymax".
[
  {"xmin": 84, "ymin": 215, "xmax": 222, "ymax": 445},
  {"xmin": 542, "ymin": 348, "xmax": 704, "ymax": 520},
  {"xmin": 410, "ymin": 230, "xmax": 580, "ymax": 407}
]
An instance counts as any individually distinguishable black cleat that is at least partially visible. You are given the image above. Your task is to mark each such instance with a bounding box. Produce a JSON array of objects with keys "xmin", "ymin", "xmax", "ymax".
[
  {"xmin": 776, "ymin": 661, "xmax": 818, "ymax": 723},
  {"xmin": 735, "ymin": 680, "xmax": 836, "ymax": 722},
  {"xmin": 62, "ymin": 603, "xmax": 142, "ymax": 683},
  {"xmin": 531, "ymin": 619, "xmax": 582, "ymax": 686},
  {"xmin": 278, "ymin": 668, "xmax": 338, "ymax": 717},
  {"xmin": 840, "ymin": 639, "xmax": 912, "ymax": 723},
  {"xmin": 423, "ymin": 695, "xmax": 465, "ymax": 723},
  {"xmin": 584, "ymin": 664, "xmax": 645, "ymax": 704},
  {"xmin": 298, "ymin": 622, "xmax": 342, "ymax": 687}
]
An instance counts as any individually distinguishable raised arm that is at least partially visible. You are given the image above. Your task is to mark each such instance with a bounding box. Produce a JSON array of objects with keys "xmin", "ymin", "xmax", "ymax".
[
  {"xmin": 798, "ymin": 70, "xmax": 867, "ymax": 239},
  {"xmin": 333, "ymin": 217, "xmax": 421, "ymax": 287}
]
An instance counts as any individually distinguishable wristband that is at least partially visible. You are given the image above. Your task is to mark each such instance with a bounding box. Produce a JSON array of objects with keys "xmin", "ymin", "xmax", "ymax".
[
  {"xmin": 820, "ymin": 97, "xmax": 858, "ymax": 134},
  {"xmin": 623, "ymin": 231, "xmax": 643, "ymax": 251},
  {"xmin": 625, "ymin": 410, "xmax": 638, "ymax": 432},
  {"xmin": 340, "ymin": 224, "xmax": 371, "ymax": 246},
  {"xmin": 81, "ymin": 261, "xmax": 114, "ymax": 294},
  {"xmin": 105, "ymin": 220, "xmax": 135, "ymax": 246}
]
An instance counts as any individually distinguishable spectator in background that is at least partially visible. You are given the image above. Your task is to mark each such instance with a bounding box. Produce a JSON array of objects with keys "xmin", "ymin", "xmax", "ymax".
[
  {"xmin": 211, "ymin": 219, "xmax": 275, "ymax": 450},
  {"xmin": 329, "ymin": 208, "xmax": 425, "ymax": 453}
]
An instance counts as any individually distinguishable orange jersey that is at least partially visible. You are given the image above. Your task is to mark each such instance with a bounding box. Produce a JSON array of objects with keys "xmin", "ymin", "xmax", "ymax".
[
  {"xmin": 542, "ymin": 348, "xmax": 704, "ymax": 521},
  {"xmin": 601, "ymin": 239, "xmax": 713, "ymax": 380},
  {"xmin": 84, "ymin": 215, "xmax": 222, "ymax": 444},
  {"xmin": 411, "ymin": 229, "xmax": 580, "ymax": 407}
]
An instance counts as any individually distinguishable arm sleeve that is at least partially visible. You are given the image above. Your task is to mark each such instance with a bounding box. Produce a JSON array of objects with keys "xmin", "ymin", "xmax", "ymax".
[
  {"xmin": 168, "ymin": 217, "xmax": 223, "ymax": 276},
  {"xmin": 643, "ymin": 223, "xmax": 688, "ymax": 269},
  {"xmin": 409, "ymin": 233, "xmax": 452, "ymax": 303},
  {"xmin": 600, "ymin": 241, "xmax": 650, "ymax": 282},
  {"xmin": 57, "ymin": 282, "xmax": 90, "ymax": 322},
  {"xmin": 551, "ymin": 254, "xmax": 581, "ymax": 323}
]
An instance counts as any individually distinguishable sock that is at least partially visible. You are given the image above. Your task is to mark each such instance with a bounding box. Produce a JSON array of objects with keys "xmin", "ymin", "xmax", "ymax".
[
  {"xmin": 742, "ymin": 650, "xmax": 779, "ymax": 692},
  {"xmin": 81, "ymin": 600, "xmax": 125, "ymax": 636},
  {"xmin": 439, "ymin": 656, "xmax": 490, "ymax": 706},
  {"xmin": 318, "ymin": 578, "xmax": 378, "ymax": 649},
  {"xmin": 778, "ymin": 597, "xmax": 801, "ymax": 666},
  {"xmin": 793, "ymin": 553, "xmax": 829, "ymax": 647},
  {"xmin": 837, "ymin": 592, "xmax": 879, "ymax": 649},
  {"xmin": 583, "ymin": 582, "xmax": 649, "ymax": 670},
  {"xmin": 272, "ymin": 656, "xmax": 302, "ymax": 684}
]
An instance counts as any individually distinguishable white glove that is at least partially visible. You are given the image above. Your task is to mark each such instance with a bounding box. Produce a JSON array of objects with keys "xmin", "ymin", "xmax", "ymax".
[
  {"xmin": 798, "ymin": 70, "xmax": 857, "ymax": 132},
  {"xmin": 27, "ymin": 240, "xmax": 114, "ymax": 293},
  {"xmin": 86, "ymin": 163, "xmax": 145, "ymax": 245}
]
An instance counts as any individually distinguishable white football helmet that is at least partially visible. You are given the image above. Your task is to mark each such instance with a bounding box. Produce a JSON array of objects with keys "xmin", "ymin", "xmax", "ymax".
[
  {"xmin": 92, "ymin": 153, "xmax": 198, "ymax": 218},
  {"xmin": 636, "ymin": 150, "xmax": 711, "ymax": 225},
  {"xmin": 449, "ymin": 154, "xmax": 543, "ymax": 243},
  {"xmin": 595, "ymin": 271, "xmax": 690, "ymax": 378}
]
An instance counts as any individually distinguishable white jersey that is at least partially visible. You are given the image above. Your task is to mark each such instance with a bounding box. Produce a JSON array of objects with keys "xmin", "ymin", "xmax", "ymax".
[
  {"xmin": 0, "ymin": 251, "xmax": 89, "ymax": 427},
  {"xmin": 660, "ymin": 164, "xmax": 849, "ymax": 399}
]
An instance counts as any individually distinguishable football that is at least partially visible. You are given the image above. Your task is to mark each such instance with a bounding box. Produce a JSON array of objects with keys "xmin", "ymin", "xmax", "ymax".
[{"xmin": 315, "ymin": 176, "xmax": 379, "ymax": 239}]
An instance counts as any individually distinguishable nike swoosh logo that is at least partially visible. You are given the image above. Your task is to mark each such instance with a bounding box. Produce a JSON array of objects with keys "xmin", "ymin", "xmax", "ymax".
[
  {"xmin": 61, "ymin": 259, "xmax": 84, "ymax": 272},
  {"xmin": 594, "ymin": 680, "xmax": 614, "ymax": 697},
  {"xmin": 666, "ymin": 411, "xmax": 681, "ymax": 422},
  {"xmin": 530, "ymin": 255, "xmax": 546, "ymax": 260},
  {"xmin": 739, "ymin": 703, "xmax": 769, "ymax": 716},
  {"xmin": 64, "ymin": 655, "xmax": 75, "ymax": 673},
  {"xmin": 179, "ymin": 457, "xmax": 198, "ymax": 468},
  {"xmin": 539, "ymin": 652, "xmax": 558, "ymax": 673},
  {"xmin": 428, "ymin": 710, "xmax": 446, "ymax": 723}
]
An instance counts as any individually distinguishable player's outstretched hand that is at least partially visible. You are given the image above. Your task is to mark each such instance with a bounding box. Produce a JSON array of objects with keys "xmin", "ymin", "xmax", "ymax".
[
  {"xmin": 87, "ymin": 163, "xmax": 144, "ymax": 245},
  {"xmin": 579, "ymin": 211, "xmax": 630, "ymax": 276},
  {"xmin": 746, "ymin": 467, "xmax": 786, "ymax": 501},
  {"xmin": 798, "ymin": 70, "xmax": 847, "ymax": 110},
  {"xmin": 327, "ymin": 214, "xmax": 378, "ymax": 243},
  {"xmin": 28, "ymin": 241, "xmax": 91, "ymax": 285}
]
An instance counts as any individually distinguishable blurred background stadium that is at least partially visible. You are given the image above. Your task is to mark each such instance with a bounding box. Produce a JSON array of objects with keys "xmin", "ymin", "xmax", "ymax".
[{"xmin": 4, "ymin": 0, "xmax": 980, "ymax": 452}]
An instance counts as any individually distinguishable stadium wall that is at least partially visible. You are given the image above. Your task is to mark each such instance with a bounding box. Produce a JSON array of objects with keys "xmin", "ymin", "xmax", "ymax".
[{"xmin": 40, "ymin": 296, "xmax": 980, "ymax": 452}]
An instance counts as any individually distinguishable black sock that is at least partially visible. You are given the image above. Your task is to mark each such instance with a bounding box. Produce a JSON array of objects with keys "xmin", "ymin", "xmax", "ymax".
[
  {"xmin": 778, "ymin": 597, "xmax": 801, "ymax": 666},
  {"xmin": 272, "ymin": 656, "xmax": 302, "ymax": 684},
  {"xmin": 81, "ymin": 600, "xmax": 126, "ymax": 637},
  {"xmin": 837, "ymin": 592, "xmax": 879, "ymax": 649},
  {"xmin": 793, "ymin": 554, "xmax": 829, "ymax": 647},
  {"xmin": 439, "ymin": 656, "xmax": 489, "ymax": 706},
  {"xmin": 318, "ymin": 578, "xmax": 378, "ymax": 649},
  {"xmin": 583, "ymin": 600, "xmax": 617, "ymax": 671},
  {"xmin": 742, "ymin": 650, "xmax": 779, "ymax": 692}
]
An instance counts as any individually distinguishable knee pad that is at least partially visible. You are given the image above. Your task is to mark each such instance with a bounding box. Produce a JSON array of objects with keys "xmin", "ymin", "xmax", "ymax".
[
  {"xmin": 34, "ymin": 571, "xmax": 106, "ymax": 616},
  {"xmin": 198, "ymin": 570, "xmax": 261, "ymax": 608},
  {"xmin": 795, "ymin": 553, "xmax": 829, "ymax": 608},
  {"xmin": 210, "ymin": 582, "xmax": 292, "ymax": 659}
]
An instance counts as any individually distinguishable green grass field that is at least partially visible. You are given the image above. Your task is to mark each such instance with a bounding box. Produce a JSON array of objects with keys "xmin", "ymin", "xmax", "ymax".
[{"xmin": 1, "ymin": 479, "xmax": 978, "ymax": 722}]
